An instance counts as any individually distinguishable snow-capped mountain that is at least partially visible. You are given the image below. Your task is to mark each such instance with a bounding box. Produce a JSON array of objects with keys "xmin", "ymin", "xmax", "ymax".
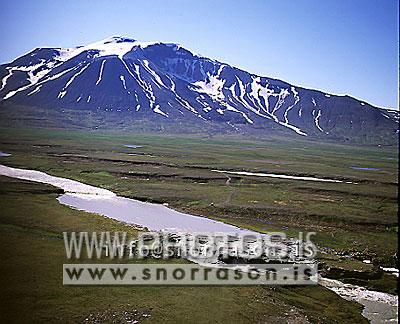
[{"xmin": 0, "ymin": 36, "xmax": 398, "ymax": 141}]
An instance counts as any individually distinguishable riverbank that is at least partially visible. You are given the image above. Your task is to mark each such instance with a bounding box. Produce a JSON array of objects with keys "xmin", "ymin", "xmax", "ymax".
[
  {"xmin": 0, "ymin": 164, "xmax": 397, "ymax": 322},
  {"xmin": 0, "ymin": 175, "xmax": 367, "ymax": 323},
  {"xmin": 0, "ymin": 127, "xmax": 397, "ymax": 322}
]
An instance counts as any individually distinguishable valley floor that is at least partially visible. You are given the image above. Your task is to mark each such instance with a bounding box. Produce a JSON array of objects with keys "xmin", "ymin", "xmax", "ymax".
[{"xmin": 0, "ymin": 127, "xmax": 397, "ymax": 323}]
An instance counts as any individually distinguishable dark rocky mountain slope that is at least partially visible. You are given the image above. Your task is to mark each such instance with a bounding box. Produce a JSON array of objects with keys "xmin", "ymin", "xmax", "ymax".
[{"xmin": 0, "ymin": 36, "xmax": 398, "ymax": 143}]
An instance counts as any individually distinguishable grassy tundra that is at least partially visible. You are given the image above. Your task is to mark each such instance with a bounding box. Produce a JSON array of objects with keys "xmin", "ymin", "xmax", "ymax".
[{"xmin": 0, "ymin": 127, "xmax": 397, "ymax": 322}]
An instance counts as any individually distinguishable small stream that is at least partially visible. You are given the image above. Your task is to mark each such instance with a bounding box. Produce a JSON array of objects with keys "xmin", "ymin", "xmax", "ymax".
[
  {"xmin": 212, "ymin": 169, "xmax": 355, "ymax": 183},
  {"xmin": 319, "ymin": 277, "xmax": 398, "ymax": 323}
]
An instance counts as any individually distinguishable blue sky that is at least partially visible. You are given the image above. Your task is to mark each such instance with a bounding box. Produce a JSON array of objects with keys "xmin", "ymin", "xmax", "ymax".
[{"xmin": 1, "ymin": 0, "xmax": 398, "ymax": 109}]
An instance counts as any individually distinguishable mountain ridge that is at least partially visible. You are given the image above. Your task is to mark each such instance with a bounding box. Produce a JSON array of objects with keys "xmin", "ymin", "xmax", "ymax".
[{"xmin": 0, "ymin": 36, "xmax": 398, "ymax": 143}]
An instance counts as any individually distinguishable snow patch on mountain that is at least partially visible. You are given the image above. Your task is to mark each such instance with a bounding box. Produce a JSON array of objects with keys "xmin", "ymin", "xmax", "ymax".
[{"xmin": 0, "ymin": 36, "xmax": 398, "ymax": 141}]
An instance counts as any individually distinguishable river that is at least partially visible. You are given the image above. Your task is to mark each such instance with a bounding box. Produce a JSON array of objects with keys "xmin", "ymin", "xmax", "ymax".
[{"xmin": 0, "ymin": 163, "xmax": 397, "ymax": 323}]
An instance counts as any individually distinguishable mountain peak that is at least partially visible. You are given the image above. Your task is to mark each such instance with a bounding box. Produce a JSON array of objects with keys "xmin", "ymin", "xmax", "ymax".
[{"xmin": 0, "ymin": 36, "xmax": 398, "ymax": 144}]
